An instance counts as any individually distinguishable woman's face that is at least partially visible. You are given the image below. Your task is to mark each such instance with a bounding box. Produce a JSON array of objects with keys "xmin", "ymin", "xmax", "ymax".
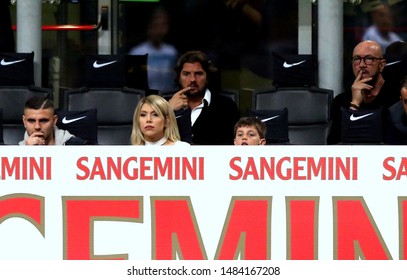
[{"xmin": 139, "ymin": 103, "xmax": 166, "ymax": 142}]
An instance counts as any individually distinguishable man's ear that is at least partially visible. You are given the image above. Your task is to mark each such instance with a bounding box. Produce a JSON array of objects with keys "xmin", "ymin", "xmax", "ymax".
[
  {"xmin": 53, "ymin": 115, "xmax": 58, "ymax": 125},
  {"xmin": 259, "ymin": 138, "xmax": 266, "ymax": 145},
  {"xmin": 379, "ymin": 58, "xmax": 386, "ymax": 72}
]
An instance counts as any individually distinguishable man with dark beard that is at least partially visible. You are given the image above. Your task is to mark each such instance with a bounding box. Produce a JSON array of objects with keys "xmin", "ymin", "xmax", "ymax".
[
  {"xmin": 327, "ymin": 40, "xmax": 400, "ymax": 144},
  {"xmin": 168, "ymin": 50, "xmax": 240, "ymax": 145}
]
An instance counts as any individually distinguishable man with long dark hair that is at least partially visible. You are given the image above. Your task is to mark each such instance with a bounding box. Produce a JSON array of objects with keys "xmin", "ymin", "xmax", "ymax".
[{"xmin": 168, "ymin": 50, "xmax": 240, "ymax": 145}]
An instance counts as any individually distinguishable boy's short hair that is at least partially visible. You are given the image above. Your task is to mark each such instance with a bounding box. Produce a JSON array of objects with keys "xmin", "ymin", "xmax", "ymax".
[{"xmin": 234, "ymin": 117, "xmax": 267, "ymax": 139}]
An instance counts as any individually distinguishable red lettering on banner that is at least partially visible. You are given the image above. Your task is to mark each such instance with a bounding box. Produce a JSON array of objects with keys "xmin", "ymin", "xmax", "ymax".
[
  {"xmin": 229, "ymin": 157, "xmax": 357, "ymax": 180},
  {"xmin": 276, "ymin": 157, "xmax": 291, "ymax": 180},
  {"xmin": 0, "ymin": 194, "xmax": 44, "ymax": 237},
  {"xmin": 399, "ymin": 197, "xmax": 407, "ymax": 260},
  {"xmin": 63, "ymin": 196, "xmax": 142, "ymax": 260},
  {"xmin": 215, "ymin": 197, "xmax": 271, "ymax": 260},
  {"xmin": 106, "ymin": 157, "xmax": 122, "ymax": 179},
  {"xmin": 383, "ymin": 157, "xmax": 397, "ymax": 180},
  {"xmin": 2, "ymin": 194, "xmax": 405, "ymax": 260},
  {"xmin": 229, "ymin": 157, "xmax": 243, "ymax": 180},
  {"xmin": 76, "ymin": 157, "xmax": 90, "ymax": 179},
  {"xmin": 293, "ymin": 157, "xmax": 306, "ymax": 180},
  {"xmin": 398, "ymin": 158, "xmax": 407, "ymax": 179},
  {"xmin": 152, "ymin": 197, "xmax": 206, "ymax": 260},
  {"xmin": 76, "ymin": 157, "xmax": 204, "ymax": 181},
  {"xmin": 309, "ymin": 157, "xmax": 327, "ymax": 179},
  {"xmin": 152, "ymin": 157, "xmax": 204, "ymax": 180},
  {"xmin": 334, "ymin": 197, "xmax": 392, "ymax": 260},
  {"xmin": 383, "ymin": 157, "xmax": 407, "ymax": 180},
  {"xmin": 1, "ymin": 157, "xmax": 51, "ymax": 180},
  {"xmin": 140, "ymin": 157, "xmax": 152, "ymax": 180},
  {"xmin": 155, "ymin": 158, "xmax": 173, "ymax": 179},
  {"xmin": 122, "ymin": 157, "xmax": 138, "ymax": 179},
  {"xmin": 287, "ymin": 197, "xmax": 319, "ymax": 260},
  {"xmin": 245, "ymin": 157, "xmax": 261, "ymax": 180},
  {"xmin": 179, "ymin": 157, "xmax": 204, "ymax": 180},
  {"xmin": 90, "ymin": 157, "xmax": 106, "ymax": 179}
]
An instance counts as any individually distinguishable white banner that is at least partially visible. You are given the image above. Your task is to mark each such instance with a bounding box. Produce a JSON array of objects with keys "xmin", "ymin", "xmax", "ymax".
[{"xmin": 0, "ymin": 146, "xmax": 406, "ymax": 261}]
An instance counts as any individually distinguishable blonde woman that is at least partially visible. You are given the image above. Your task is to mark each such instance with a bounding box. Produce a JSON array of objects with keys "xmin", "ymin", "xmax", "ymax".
[{"xmin": 131, "ymin": 95, "xmax": 189, "ymax": 146}]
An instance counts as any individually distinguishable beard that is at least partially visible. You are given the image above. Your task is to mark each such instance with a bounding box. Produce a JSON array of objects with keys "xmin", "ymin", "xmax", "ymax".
[
  {"xmin": 366, "ymin": 72, "xmax": 379, "ymax": 87},
  {"xmin": 184, "ymin": 87, "xmax": 205, "ymax": 99},
  {"xmin": 184, "ymin": 90, "xmax": 193, "ymax": 98}
]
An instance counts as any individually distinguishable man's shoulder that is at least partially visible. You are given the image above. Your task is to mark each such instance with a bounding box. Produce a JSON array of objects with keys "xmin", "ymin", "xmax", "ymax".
[
  {"xmin": 208, "ymin": 93, "xmax": 240, "ymax": 121},
  {"xmin": 363, "ymin": 25, "xmax": 377, "ymax": 38},
  {"xmin": 333, "ymin": 90, "xmax": 351, "ymax": 98},
  {"xmin": 377, "ymin": 81, "xmax": 400, "ymax": 107},
  {"xmin": 389, "ymin": 100, "xmax": 402, "ymax": 111},
  {"xmin": 211, "ymin": 92, "xmax": 237, "ymax": 106},
  {"xmin": 128, "ymin": 42, "xmax": 150, "ymax": 55},
  {"xmin": 388, "ymin": 101, "xmax": 403, "ymax": 120},
  {"xmin": 332, "ymin": 91, "xmax": 351, "ymax": 106},
  {"xmin": 160, "ymin": 43, "xmax": 178, "ymax": 55},
  {"xmin": 65, "ymin": 136, "xmax": 90, "ymax": 145},
  {"xmin": 210, "ymin": 93, "xmax": 239, "ymax": 115}
]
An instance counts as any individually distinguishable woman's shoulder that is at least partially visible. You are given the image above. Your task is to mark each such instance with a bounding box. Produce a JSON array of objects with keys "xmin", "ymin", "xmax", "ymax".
[{"xmin": 174, "ymin": 141, "xmax": 191, "ymax": 146}]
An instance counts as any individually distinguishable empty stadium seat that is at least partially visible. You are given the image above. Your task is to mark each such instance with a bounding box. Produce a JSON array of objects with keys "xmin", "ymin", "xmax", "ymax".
[
  {"xmin": 248, "ymin": 108, "xmax": 289, "ymax": 144},
  {"xmin": 219, "ymin": 89, "xmax": 240, "ymax": 110},
  {"xmin": 0, "ymin": 108, "xmax": 3, "ymax": 144},
  {"xmin": 56, "ymin": 108, "xmax": 98, "ymax": 145},
  {"xmin": 252, "ymin": 86, "xmax": 333, "ymax": 144},
  {"xmin": 0, "ymin": 52, "xmax": 34, "ymax": 86},
  {"xmin": 62, "ymin": 87, "xmax": 145, "ymax": 145},
  {"xmin": 84, "ymin": 54, "xmax": 148, "ymax": 90}
]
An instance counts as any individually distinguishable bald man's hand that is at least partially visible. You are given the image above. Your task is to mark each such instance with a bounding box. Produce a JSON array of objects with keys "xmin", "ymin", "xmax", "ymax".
[{"xmin": 351, "ymin": 70, "xmax": 373, "ymax": 106}]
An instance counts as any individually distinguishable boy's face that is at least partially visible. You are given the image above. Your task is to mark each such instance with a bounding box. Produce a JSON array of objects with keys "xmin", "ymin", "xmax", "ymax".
[{"xmin": 234, "ymin": 126, "xmax": 266, "ymax": 146}]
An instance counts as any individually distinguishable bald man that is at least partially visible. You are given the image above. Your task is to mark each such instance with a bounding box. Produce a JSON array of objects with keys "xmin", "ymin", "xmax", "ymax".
[{"xmin": 327, "ymin": 40, "xmax": 400, "ymax": 144}]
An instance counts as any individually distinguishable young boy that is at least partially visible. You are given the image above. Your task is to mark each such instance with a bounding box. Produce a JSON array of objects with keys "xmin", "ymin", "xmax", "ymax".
[{"xmin": 234, "ymin": 117, "xmax": 267, "ymax": 145}]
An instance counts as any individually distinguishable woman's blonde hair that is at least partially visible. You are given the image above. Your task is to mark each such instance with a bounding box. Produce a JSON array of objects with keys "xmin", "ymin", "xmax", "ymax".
[{"xmin": 131, "ymin": 94, "xmax": 180, "ymax": 145}]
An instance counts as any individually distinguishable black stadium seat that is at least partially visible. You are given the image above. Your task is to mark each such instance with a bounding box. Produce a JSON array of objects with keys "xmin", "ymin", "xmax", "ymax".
[
  {"xmin": 84, "ymin": 54, "xmax": 148, "ymax": 90},
  {"xmin": 0, "ymin": 52, "xmax": 34, "ymax": 86},
  {"xmin": 56, "ymin": 108, "xmax": 98, "ymax": 145},
  {"xmin": 63, "ymin": 87, "xmax": 145, "ymax": 145},
  {"xmin": 272, "ymin": 53, "xmax": 316, "ymax": 87},
  {"xmin": 219, "ymin": 89, "xmax": 240, "ymax": 108},
  {"xmin": 249, "ymin": 108, "xmax": 289, "ymax": 144},
  {"xmin": 0, "ymin": 85, "xmax": 51, "ymax": 145},
  {"xmin": 340, "ymin": 107, "xmax": 383, "ymax": 144},
  {"xmin": 0, "ymin": 108, "xmax": 3, "ymax": 144},
  {"xmin": 252, "ymin": 86, "xmax": 333, "ymax": 144}
]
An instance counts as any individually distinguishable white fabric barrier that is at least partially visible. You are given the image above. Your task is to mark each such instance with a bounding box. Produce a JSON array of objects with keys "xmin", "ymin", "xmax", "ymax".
[{"xmin": 0, "ymin": 146, "xmax": 406, "ymax": 261}]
